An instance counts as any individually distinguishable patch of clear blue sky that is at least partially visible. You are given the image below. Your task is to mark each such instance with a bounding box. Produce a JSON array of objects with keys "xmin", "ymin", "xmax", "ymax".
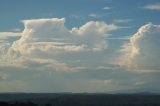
[{"xmin": 0, "ymin": 0, "xmax": 160, "ymax": 35}]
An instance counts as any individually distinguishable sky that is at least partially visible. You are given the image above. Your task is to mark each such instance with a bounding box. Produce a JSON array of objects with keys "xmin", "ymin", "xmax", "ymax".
[{"xmin": 0, "ymin": 0, "xmax": 160, "ymax": 93}]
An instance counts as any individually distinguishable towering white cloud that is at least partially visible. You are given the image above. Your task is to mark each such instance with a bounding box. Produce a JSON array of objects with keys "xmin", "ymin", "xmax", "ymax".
[
  {"xmin": 71, "ymin": 21, "xmax": 118, "ymax": 51},
  {"xmin": 119, "ymin": 23, "xmax": 160, "ymax": 72},
  {"xmin": 0, "ymin": 18, "xmax": 119, "ymax": 71},
  {"xmin": 21, "ymin": 18, "xmax": 70, "ymax": 41},
  {"xmin": 12, "ymin": 18, "xmax": 119, "ymax": 54}
]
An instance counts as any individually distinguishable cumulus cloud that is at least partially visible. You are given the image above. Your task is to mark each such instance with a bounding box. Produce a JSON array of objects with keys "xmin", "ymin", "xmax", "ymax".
[
  {"xmin": 119, "ymin": 23, "xmax": 160, "ymax": 72},
  {"xmin": 0, "ymin": 18, "xmax": 119, "ymax": 71},
  {"xmin": 0, "ymin": 32, "xmax": 21, "ymax": 65},
  {"xmin": 144, "ymin": 3, "xmax": 160, "ymax": 11},
  {"xmin": 12, "ymin": 18, "xmax": 119, "ymax": 54},
  {"xmin": 71, "ymin": 21, "xmax": 119, "ymax": 51}
]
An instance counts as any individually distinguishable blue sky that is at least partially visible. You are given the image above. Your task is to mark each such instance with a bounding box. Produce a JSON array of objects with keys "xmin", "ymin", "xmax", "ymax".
[
  {"xmin": 0, "ymin": 0, "xmax": 160, "ymax": 93},
  {"xmin": 1, "ymin": 0, "xmax": 160, "ymax": 31}
]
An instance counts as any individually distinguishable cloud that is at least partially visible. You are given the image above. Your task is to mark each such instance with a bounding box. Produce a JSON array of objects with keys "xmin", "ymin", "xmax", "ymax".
[
  {"xmin": 118, "ymin": 23, "xmax": 160, "ymax": 72},
  {"xmin": 20, "ymin": 58, "xmax": 77, "ymax": 72},
  {"xmin": 69, "ymin": 15, "xmax": 83, "ymax": 20},
  {"xmin": 0, "ymin": 18, "xmax": 120, "ymax": 71},
  {"xmin": 0, "ymin": 32, "xmax": 21, "ymax": 57},
  {"xmin": 0, "ymin": 32, "xmax": 21, "ymax": 40},
  {"xmin": 12, "ymin": 28, "xmax": 22, "ymax": 32},
  {"xmin": 12, "ymin": 18, "xmax": 119, "ymax": 54},
  {"xmin": 113, "ymin": 19, "xmax": 131, "ymax": 23},
  {"xmin": 88, "ymin": 13, "xmax": 101, "ymax": 18},
  {"xmin": 144, "ymin": 3, "xmax": 160, "ymax": 11},
  {"xmin": 102, "ymin": 6, "xmax": 111, "ymax": 10},
  {"xmin": 0, "ymin": 73, "xmax": 8, "ymax": 80},
  {"xmin": 71, "ymin": 21, "xmax": 119, "ymax": 51}
]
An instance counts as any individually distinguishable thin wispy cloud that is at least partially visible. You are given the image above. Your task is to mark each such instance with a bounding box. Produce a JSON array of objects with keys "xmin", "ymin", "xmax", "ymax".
[
  {"xmin": 102, "ymin": 6, "xmax": 112, "ymax": 10},
  {"xmin": 12, "ymin": 28, "xmax": 21, "ymax": 32},
  {"xmin": 144, "ymin": 3, "xmax": 160, "ymax": 11},
  {"xmin": 0, "ymin": 32, "xmax": 21, "ymax": 40},
  {"xmin": 113, "ymin": 19, "xmax": 132, "ymax": 23},
  {"xmin": 107, "ymin": 36, "xmax": 130, "ymax": 40},
  {"xmin": 88, "ymin": 13, "xmax": 101, "ymax": 18},
  {"xmin": 70, "ymin": 14, "xmax": 81, "ymax": 20}
]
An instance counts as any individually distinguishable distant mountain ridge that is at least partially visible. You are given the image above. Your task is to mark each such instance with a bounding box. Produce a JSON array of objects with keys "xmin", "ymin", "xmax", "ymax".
[
  {"xmin": 0, "ymin": 92, "xmax": 159, "ymax": 101},
  {"xmin": 0, "ymin": 93, "xmax": 160, "ymax": 106}
]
